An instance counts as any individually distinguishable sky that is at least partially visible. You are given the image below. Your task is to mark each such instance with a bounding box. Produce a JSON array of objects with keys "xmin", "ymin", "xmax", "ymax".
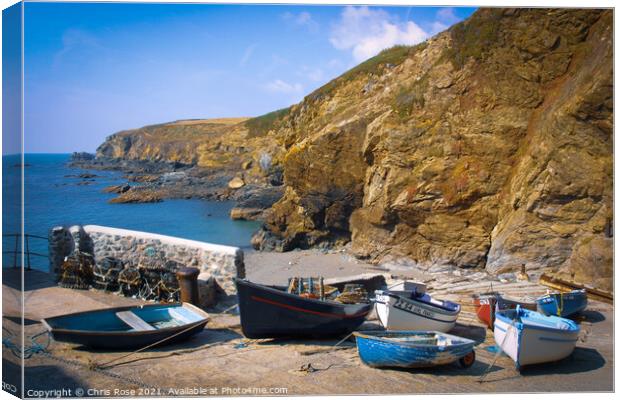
[{"xmin": 14, "ymin": 2, "xmax": 476, "ymax": 153}]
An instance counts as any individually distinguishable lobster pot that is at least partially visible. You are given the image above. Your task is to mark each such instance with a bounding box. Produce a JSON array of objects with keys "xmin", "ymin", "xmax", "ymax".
[
  {"xmin": 58, "ymin": 251, "xmax": 94, "ymax": 290},
  {"xmin": 92, "ymin": 256, "xmax": 123, "ymax": 291},
  {"xmin": 117, "ymin": 266, "xmax": 142, "ymax": 297},
  {"xmin": 136, "ymin": 268, "xmax": 180, "ymax": 302},
  {"xmin": 286, "ymin": 277, "xmax": 338, "ymax": 300},
  {"xmin": 158, "ymin": 271, "xmax": 180, "ymax": 302},
  {"xmin": 335, "ymin": 284, "xmax": 369, "ymax": 304}
]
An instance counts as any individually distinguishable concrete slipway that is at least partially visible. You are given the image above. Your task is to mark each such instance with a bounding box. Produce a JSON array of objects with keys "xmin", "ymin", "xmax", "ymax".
[{"xmin": 2, "ymin": 256, "xmax": 613, "ymax": 397}]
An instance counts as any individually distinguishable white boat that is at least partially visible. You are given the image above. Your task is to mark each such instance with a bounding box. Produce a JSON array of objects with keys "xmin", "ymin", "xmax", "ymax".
[
  {"xmin": 494, "ymin": 306, "xmax": 580, "ymax": 370},
  {"xmin": 387, "ymin": 280, "xmax": 427, "ymax": 295},
  {"xmin": 374, "ymin": 290, "xmax": 460, "ymax": 332}
]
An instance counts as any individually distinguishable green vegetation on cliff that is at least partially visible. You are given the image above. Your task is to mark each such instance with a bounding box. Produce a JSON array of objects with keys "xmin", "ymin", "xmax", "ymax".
[
  {"xmin": 307, "ymin": 42, "xmax": 429, "ymax": 101},
  {"xmin": 245, "ymin": 107, "xmax": 291, "ymax": 138}
]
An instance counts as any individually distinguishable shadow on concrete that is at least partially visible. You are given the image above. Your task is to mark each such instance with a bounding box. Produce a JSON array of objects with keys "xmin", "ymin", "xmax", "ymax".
[
  {"xmin": 3, "ymin": 357, "xmax": 88, "ymax": 398},
  {"xmin": 358, "ymin": 320, "xmax": 384, "ymax": 330},
  {"xmin": 518, "ymin": 347, "xmax": 606, "ymax": 375},
  {"xmin": 360, "ymin": 357, "xmax": 504, "ymax": 377},
  {"xmin": 577, "ymin": 310, "xmax": 606, "ymax": 324},
  {"xmin": 3, "ymin": 315, "xmax": 40, "ymax": 326},
  {"xmin": 3, "ymin": 268, "xmax": 56, "ymax": 292},
  {"xmin": 450, "ymin": 323, "xmax": 488, "ymax": 345},
  {"xmin": 64, "ymin": 327, "xmax": 242, "ymax": 370},
  {"xmin": 25, "ymin": 363, "xmax": 88, "ymax": 397},
  {"xmin": 71, "ymin": 327, "xmax": 242, "ymax": 354}
]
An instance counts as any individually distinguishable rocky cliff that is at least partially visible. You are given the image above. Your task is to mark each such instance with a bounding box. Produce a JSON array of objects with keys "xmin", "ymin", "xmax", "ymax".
[{"xmin": 94, "ymin": 9, "xmax": 613, "ymax": 290}]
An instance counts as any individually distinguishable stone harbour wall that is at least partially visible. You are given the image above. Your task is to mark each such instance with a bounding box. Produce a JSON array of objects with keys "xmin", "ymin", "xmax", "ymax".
[{"xmin": 49, "ymin": 224, "xmax": 245, "ymax": 301}]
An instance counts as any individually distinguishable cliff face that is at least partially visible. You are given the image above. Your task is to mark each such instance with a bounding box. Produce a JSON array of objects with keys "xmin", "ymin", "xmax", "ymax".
[
  {"xmin": 258, "ymin": 8, "xmax": 613, "ymax": 289},
  {"xmin": 94, "ymin": 8, "xmax": 613, "ymax": 289}
]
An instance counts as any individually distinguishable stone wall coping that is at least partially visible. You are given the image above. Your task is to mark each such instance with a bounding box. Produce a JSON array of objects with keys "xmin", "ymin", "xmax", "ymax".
[{"xmin": 81, "ymin": 225, "xmax": 242, "ymax": 256}]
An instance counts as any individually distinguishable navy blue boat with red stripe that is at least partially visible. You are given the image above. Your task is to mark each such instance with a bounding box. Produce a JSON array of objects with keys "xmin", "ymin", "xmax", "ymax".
[{"xmin": 235, "ymin": 279, "xmax": 372, "ymax": 339}]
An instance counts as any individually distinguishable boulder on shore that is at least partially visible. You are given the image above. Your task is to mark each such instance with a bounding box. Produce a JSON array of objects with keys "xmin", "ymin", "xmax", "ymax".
[
  {"xmin": 228, "ymin": 177, "xmax": 245, "ymax": 189},
  {"xmin": 108, "ymin": 188, "xmax": 162, "ymax": 204},
  {"xmin": 102, "ymin": 184, "xmax": 131, "ymax": 194}
]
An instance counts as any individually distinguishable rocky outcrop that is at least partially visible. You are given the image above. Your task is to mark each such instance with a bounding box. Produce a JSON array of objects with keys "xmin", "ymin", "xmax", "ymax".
[
  {"xmin": 95, "ymin": 117, "xmax": 287, "ymax": 183},
  {"xmin": 108, "ymin": 187, "xmax": 163, "ymax": 204},
  {"xmin": 91, "ymin": 117, "xmax": 288, "ymax": 213},
  {"xmin": 255, "ymin": 8, "xmax": 612, "ymax": 289}
]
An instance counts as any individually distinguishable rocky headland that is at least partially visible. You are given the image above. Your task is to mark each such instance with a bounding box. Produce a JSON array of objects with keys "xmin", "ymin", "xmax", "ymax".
[{"xmin": 78, "ymin": 8, "xmax": 613, "ymax": 291}]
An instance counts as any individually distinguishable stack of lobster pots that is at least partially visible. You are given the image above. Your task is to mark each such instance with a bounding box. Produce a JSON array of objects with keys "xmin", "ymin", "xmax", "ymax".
[{"xmin": 57, "ymin": 250, "xmax": 181, "ymax": 302}]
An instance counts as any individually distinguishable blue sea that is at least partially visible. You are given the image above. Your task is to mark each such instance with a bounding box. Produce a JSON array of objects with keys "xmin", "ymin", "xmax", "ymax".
[{"xmin": 2, "ymin": 154, "xmax": 261, "ymax": 271}]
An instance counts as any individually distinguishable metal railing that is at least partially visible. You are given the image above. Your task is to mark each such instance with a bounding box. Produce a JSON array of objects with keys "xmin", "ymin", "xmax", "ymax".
[{"xmin": 2, "ymin": 233, "xmax": 48, "ymax": 270}]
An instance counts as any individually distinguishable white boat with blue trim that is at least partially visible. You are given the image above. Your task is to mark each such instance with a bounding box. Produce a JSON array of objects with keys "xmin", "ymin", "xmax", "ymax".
[
  {"xmin": 494, "ymin": 306, "xmax": 580, "ymax": 369},
  {"xmin": 374, "ymin": 290, "xmax": 460, "ymax": 332}
]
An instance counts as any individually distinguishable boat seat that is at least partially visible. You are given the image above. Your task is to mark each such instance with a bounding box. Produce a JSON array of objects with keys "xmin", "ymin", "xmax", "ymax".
[
  {"xmin": 116, "ymin": 311, "xmax": 156, "ymax": 331},
  {"xmin": 168, "ymin": 308, "xmax": 195, "ymax": 324}
]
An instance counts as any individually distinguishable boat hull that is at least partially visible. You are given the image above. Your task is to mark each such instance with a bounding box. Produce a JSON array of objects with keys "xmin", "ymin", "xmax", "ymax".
[
  {"xmin": 235, "ymin": 279, "xmax": 372, "ymax": 339},
  {"xmin": 494, "ymin": 309, "xmax": 579, "ymax": 368},
  {"xmin": 536, "ymin": 290, "xmax": 588, "ymax": 317},
  {"xmin": 375, "ymin": 292, "xmax": 459, "ymax": 332},
  {"xmin": 473, "ymin": 293, "xmax": 537, "ymax": 330},
  {"xmin": 354, "ymin": 331, "xmax": 475, "ymax": 368},
  {"xmin": 42, "ymin": 303, "xmax": 209, "ymax": 350},
  {"xmin": 473, "ymin": 294, "xmax": 496, "ymax": 329}
]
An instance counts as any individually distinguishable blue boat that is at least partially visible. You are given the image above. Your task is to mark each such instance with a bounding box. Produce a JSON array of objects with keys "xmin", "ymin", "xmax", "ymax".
[
  {"xmin": 42, "ymin": 303, "xmax": 210, "ymax": 349},
  {"xmin": 536, "ymin": 289, "xmax": 588, "ymax": 317},
  {"xmin": 354, "ymin": 331, "xmax": 476, "ymax": 369}
]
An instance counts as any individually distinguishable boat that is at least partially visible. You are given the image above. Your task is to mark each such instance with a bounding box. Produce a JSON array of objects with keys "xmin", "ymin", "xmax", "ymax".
[
  {"xmin": 536, "ymin": 289, "xmax": 588, "ymax": 317},
  {"xmin": 354, "ymin": 330, "xmax": 476, "ymax": 369},
  {"xmin": 472, "ymin": 292, "xmax": 537, "ymax": 330},
  {"xmin": 494, "ymin": 306, "xmax": 580, "ymax": 369},
  {"xmin": 42, "ymin": 303, "xmax": 209, "ymax": 349},
  {"xmin": 374, "ymin": 289, "xmax": 460, "ymax": 332},
  {"xmin": 235, "ymin": 278, "xmax": 372, "ymax": 339}
]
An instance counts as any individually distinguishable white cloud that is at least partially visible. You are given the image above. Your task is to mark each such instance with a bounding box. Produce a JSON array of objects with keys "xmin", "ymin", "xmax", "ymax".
[
  {"xmin": 436, "ymin": 7, "xmax": 460, "ymax": 24},
  {"xmin": 327, "ymin": 58, "xmax": 344, "ymax": 70},
  {"xmin": 428, "ymin": 8, "xmax": 463, "ymax": 35},
  {"xmin": 429, "ymin": 21, "xmax": 449, "ymax": 35},
  {"xmin": 329, "ymin": 6, "xmax": 428, "ymax": 62},
  {"xmin": 240, "ymin": 43, "xmax": 257, "ymax": 67},
  {"xmin": 263, "ymin": 79, "xmax": 303, "ymax": 94},
  {"xmin": 282, "ymin": 11, "xmax": 319, "ymax": 33},
  {"xmin": 299, "ymin": 66, "xmax": 325, "ymax": 82},
  {"xmin": 53, "ymin": 28, "xmax": 102, "ymax": 67}
]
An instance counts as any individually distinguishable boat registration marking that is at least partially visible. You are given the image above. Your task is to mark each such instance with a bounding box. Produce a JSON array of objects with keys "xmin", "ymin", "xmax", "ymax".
[{"xmin": 393, "ymin": 298, "xmax": 436, "ymax": 319}]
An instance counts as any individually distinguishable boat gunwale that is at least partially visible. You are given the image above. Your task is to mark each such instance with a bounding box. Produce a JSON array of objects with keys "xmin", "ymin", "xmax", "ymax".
[
  {"xmin": 353, "ymin": 330, "xmax": 475, "ymax": 349},
  {"xmin": 495, "ymin": 310, "xmax": 580, "ymax": 334},
  {"xmin": 235, "ymin": 278, "xmax": 372, "ymax": 310},
  {"xmin": 472, "ymin": 292, "xmax": 537, "ymax": 307},
  {"xmin": 536, "ymin": 289, "xmax": 588, "ymax": 304},
  {"xmin": 471, "ymin": 291, "xmax": 501, "ymax": 299},
  {"xmin": 376, "ymin": 290, "xmax": 461, "ymax": 316},
  {"xmin": 41, "ymin": 302, "xmax": 210, "ymax": 337}
]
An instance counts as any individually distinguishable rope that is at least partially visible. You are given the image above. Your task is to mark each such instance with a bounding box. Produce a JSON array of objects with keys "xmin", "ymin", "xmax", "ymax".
[
  {"xmin": 219, "ymin": 303, "xmax": 239, "ymax": 315},
  {"xmin": 333, "ymin": 332, "xmax": 355, "ymax": 348},
  {"xmin": 1, "ymin": 327, "xmax": 156, "ymax": 388},
  {"xmin": 477, "ymin": 311, "xmax": 517, "ymax": 383},
  {"xmin": 93, "ymin": 319, "xmax": 207, "ymax": 370},
  {"xmin": 41, "ymin": 352, "xmax": 153, "ymax": 388},
  {"xmin": 2, "ymin": 328, "xmax": 50, "ymax": 359}
]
